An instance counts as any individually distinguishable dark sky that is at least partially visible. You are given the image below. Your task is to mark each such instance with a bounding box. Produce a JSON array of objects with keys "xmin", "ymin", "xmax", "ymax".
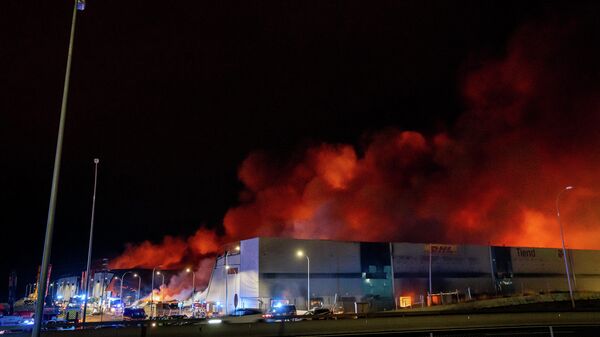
[{"xmin": 0, "ymin": 0, "xmax": 591, "ymax": 301}]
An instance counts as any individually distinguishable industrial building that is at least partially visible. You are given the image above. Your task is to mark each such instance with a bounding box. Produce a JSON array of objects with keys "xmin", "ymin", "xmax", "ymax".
[{"xmin": 201, "ymin": 237, "xmax": 600, "ymax": 313}]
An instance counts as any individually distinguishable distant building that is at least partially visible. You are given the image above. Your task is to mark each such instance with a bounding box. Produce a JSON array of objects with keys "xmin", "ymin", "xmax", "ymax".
[
  {"xmin": 53, "ymin": 276, "xmax": 80, "ymax": 302},
  {"xmin": 202, "ymin": 237, "xmax": 600, "ymax": 313},
  {"xmin": 89, "ymin": 272, "xmax": 115, "ymax": 299}
]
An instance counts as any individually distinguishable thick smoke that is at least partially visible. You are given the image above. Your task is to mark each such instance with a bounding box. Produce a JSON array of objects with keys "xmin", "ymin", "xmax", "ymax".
[
  {"xmin": 109, "ymin": 16, "xmax": 600, "ymax": 297},
  {"xmin": 225, "ymin": 17, "xmax": 600, "ymax": 248}
]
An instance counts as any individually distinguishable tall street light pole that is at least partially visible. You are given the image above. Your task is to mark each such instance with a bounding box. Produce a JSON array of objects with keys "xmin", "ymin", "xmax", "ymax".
[
  {"xmin": 186, "ymin": 268, "xmax": 196, "ymax": 301},
  {"xmin": 296, "ymin": 250, "xmax": 310, "ymax": 311},
  {"xmin": 157, "ymin": 272, "xmax": 165, "ymax": 302},
  {"xmin": 151, "ymin": 267, "xmax": 160, "ymax": 318},
  {"xmin": 224, "ymin": 251, "xmax": 229, "ymax": 315},
  {"xmin": 389, "ymin": 243, "xmax": 397, "ymax": 310},
  {"xmin": 32, "ymin": 1, "xmax": 81, "ymax": 335},
  {"xmin": 119, "ymin": 271, "xmax": 133, "ymax": 309},
  {"xmin": 133, "ymin": 274, "xmax": 142, "ymax": 302},
  {"xmin": 429, "ymin": 244, "xmax": 433, "ymax": 305},
  {"xmin": 556, "ymin": 186, "xmax": 576, "ymax": 308},
  {"xmin": 82, "ymin": 158, "xmax": 99, "ymax": 325}
]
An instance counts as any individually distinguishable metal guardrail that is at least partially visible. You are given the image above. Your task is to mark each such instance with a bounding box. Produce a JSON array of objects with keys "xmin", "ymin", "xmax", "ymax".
[{"xmin": 2, "ymin": 306, "xmax": 600, "ymax": 334}]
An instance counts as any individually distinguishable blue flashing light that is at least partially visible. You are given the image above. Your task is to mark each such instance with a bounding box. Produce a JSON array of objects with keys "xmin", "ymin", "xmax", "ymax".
[{"xmin": 76, "ymin": 0, "xmax": 86, "ymax": 11}]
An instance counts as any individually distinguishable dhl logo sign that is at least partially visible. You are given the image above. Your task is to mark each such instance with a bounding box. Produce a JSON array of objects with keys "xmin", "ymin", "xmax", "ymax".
[{"xmin": 425, "ymin": 244, "xmax": 457, "ymax": 255}]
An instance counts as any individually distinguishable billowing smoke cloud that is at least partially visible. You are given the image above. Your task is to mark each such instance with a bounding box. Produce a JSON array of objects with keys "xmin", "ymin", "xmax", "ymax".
[
  {"xmin": 224, "ymin": 17, "xmax": 600, "ymax": 248},
  {"xmin": 110, "ymin": 15, "xmax": 600, "ymax": 297},
  {"xmin": 109, "ymin": 229, "xmax": 221, "ymax": 300}
]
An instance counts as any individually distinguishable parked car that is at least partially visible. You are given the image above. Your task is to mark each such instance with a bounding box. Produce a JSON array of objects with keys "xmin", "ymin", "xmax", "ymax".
[
  {"xmin": 302, "ymin": 308, "xmax": 332, "ymax": 320},
  {"xmin": 220, "ymin": 308, "xmax": 264, "ymax": 323},
  {"xmin": 263, "ymin": 305, "xmax": 297, "ymax": 322},
  {"xmin": 123, "ymin": 308, "xmax": 147, "ymax": 321}
]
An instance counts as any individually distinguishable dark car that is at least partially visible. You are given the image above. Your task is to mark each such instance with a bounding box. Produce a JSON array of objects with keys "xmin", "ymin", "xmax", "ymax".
[
  {"xmin": 222, "ymin": 308, "xmax": 264, "ymax": 323},
  {"xmin": 263, "ymin": 305, "xmax": 297, "ymax": 321},
  {"xmin": 122, "ymin": 308, "xmax": 146, "ymax": 321},
  {"xmin": 303, "ymin": 308, "xmax": 332, "ymax": 320}
]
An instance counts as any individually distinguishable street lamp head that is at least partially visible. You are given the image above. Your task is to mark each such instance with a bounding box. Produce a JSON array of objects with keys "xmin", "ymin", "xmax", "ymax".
[
  {"xmin": 94, "ymin": 158, "xmax": 99, "ymax": 164},
  {"xmin": 156, "ymin": 271, "xmax": 161, "ymax": 275},
  {"xmin": 186, "ymin": 268, "xmax": 191, "ymax": 273},
  {"xmin": 133, "ymin": 274, "xmax": 138, "ymax": 277},
  {"xmin": 296, "ymin": 250, "xmax": 304, "ymax": 258},
  {"xmin": 225, "ymin": 265, "xmax": 230, "ymax": 270},
  {"xmin": 566, "ymin": 186, "xmax": 574, "ymax": 190},
  {"xmin": 235, "ymin": 245, "xmax": 240, "ymax": 251}
]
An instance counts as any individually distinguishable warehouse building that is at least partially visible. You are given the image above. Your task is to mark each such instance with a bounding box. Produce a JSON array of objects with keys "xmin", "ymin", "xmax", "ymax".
[{"xmin": 201, "ymin": 237, "xmax": 600, "ymax": 313}]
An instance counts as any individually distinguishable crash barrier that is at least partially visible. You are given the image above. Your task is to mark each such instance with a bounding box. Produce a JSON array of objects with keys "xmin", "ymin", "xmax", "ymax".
[{"xmin": 3, "ymin": 312, "xmax": 600, "ymax": 337}]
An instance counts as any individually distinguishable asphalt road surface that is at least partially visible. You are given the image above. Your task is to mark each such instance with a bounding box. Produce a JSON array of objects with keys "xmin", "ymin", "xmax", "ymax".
[{"xmin": 5, "ymin": 311, "xmax": 600, "ymax": 336}]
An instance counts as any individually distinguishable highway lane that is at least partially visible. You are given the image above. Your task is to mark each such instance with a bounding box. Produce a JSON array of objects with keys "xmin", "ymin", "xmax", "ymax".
[{"xmin": 5, "ymin": 311, "xmax": 600, "ymax": 336}]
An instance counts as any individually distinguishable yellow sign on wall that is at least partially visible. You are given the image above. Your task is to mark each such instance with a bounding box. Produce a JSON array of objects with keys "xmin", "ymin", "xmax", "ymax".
[{"xmin": 399, "ymin": 296, "xmax": 412, "ymax": 308}]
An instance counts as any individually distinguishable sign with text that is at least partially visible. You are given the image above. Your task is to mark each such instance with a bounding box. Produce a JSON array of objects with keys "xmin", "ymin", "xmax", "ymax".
[{"xmin": 425, "ymin": 244, "xmax": 458, "ymax": 255}]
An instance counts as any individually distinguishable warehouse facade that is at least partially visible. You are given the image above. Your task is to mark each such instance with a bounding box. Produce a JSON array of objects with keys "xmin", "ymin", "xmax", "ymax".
[{"xmin": 201, "ymin": 237, "xmax": 600, "ymax": 313}]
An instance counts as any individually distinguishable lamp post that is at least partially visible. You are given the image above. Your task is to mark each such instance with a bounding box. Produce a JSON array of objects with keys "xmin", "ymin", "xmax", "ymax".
[
  {"xmin": 296, "ymin": 250, "xmax": 310, "ymax": 311},
  {"xmin": 224, "ymin": 251, "xmax": 229, "ymax": 315},
  {"xmin": 119, "ymin": 272, "xmax": 133, "ymax": 309},
  {"xmin": 82, "ymin": 158, "xmax": 100, "ymax": 325},
  {"xmin": 99, "ymin": 277, "xmax": 107, "ymax": 322},
  {"xmin": 429, "ymin": 244, "xmax": 433, "ymax": 305},
  {"xmin": 186, "ymin": 268, "xmax": 196, "ymax": 301},
  {"xmin": 556, "ymin": 186, "xmax": 576, "ymax": 308},
  {"xmin": 133, "ymin": 274, "xmax": 142, "ymax": 302},
  {"xmin": 156, "ymin": 271, "xmax": 165, "ymax": 302},
  {"xmin": 151, "ymin": 267, "xmax": 159, "ymax": 317},
  {"xmin": 32, "ymin": 1, "xmax": 82, "ymax": 336}
]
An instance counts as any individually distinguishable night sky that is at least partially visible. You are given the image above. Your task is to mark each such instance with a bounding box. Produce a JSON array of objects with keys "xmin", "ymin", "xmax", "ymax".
[{"xmin": 1, "ymin": 0, "xmax": 596, "ymax": 301}]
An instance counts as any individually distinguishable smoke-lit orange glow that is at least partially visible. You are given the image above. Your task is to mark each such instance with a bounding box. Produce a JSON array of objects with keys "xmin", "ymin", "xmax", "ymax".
[
  {"xmin": 311, "ymin": 144, "xmax": 357, "ymax": 190},
  {"xmin": 110, "ymin": 236, "xmax": 188, "ymax": 269},
  {"xmin": 110, "ymin": 18, "xmax": 600, "ymax": 298}
]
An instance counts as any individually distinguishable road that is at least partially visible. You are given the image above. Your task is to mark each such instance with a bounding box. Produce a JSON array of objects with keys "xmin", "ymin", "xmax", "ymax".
[{"xmin": 4, "ymin": 311, "xmax": 600, "ymax": 336}]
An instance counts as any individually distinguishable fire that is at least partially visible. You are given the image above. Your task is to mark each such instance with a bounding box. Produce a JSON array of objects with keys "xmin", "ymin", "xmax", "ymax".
[{"xmin": 111, "ymin": 16, "xmax": 600, "ymax": 297}]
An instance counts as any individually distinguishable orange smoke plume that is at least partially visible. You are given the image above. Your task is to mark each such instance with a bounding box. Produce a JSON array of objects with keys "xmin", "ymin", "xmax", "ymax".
[
  {"xmin": 223, "ymin": 17, "xmax": 600, "ymax": 249},
  {"xmin": 111, "ymin": 15, "xmax": 600, "ymax": 296}
]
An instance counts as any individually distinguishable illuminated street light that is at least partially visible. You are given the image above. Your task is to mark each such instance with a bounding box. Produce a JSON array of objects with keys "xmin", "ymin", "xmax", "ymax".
[
  {"xmin": 33, "ymin": 1, "xmax": 85, "ymax": 336},
  {"xmin": 296, "ymin": 250, "xmax": 311, "ymax": 310},
  {"xmin": 133, "ymin": 274, "xmax": 142, "ymax": 302},
  {"xmin": 186, "ymin": 268, "xmax": 196, "ymax": 301},
  {"xmin": 556, "ymin": 186, "xmax": 576, "ymax": 308},
  {"xmin": 156, "ymin": 271, "xmax": 165, "ymax": 302},
  {"xmin": 151, "ymin": 266, "xmax": 161, "ymax": 317},
  {"xmin": 119, "ymin": 271, "xmax": 133, "ymax": 311},
  {"xmin": 82, "ymin": 158, "xmax": 100, "ymax": 326}
]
